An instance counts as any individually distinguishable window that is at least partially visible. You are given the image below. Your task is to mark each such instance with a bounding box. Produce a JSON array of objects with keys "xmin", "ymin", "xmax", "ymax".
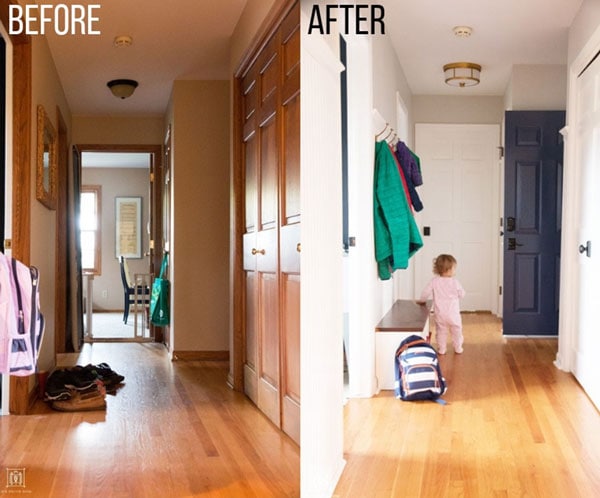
[{"xmin": 80, "ymin": 185, "xmax": 101, "ymax": 274}]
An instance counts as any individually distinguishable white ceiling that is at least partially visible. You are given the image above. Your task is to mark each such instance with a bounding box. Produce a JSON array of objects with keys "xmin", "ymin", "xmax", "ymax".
[
  {"xmin": 43, "ymin": 0, "xmax": 584, "ymax": 116},
  {"xmin": 384, "ymin": 0, "xmax": 583, "ymax": 96}
]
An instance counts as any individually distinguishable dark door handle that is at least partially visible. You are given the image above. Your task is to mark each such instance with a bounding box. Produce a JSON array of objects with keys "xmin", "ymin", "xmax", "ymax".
[
  {"xmin": 506, "ymin": 217, "xmax": 516, "ymax": 232},
  {"xmin": 508, "ymin": 238, "xmax": 524, "ymax": 251},
  {"xmin": 579, "ymin": 240, "xmax": 591, "ymax": 258}
]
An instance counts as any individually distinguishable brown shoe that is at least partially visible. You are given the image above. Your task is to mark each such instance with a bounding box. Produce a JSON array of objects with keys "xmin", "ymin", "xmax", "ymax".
[{"xmin": 52, "ymin": 388, "xmax": 106, "ymax": 412}]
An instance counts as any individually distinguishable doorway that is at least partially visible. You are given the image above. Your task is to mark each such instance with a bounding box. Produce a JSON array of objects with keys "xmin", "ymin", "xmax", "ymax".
[
  {"xmin": 74, "ymin": 145, "xmax": 163, "ymax": 344},
  {"xmin": 414, "ymin": 124, "xmax": 501, "ymax": 313},
  {"xmin": 503, "ymin": 111, "xmax": 565, "ymax": 336}
]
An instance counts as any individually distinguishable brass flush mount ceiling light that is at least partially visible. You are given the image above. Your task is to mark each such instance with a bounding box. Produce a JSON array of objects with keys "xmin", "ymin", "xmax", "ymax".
[
  {"xmin": 443, "ymin": 62, "xmax": 481, "ymax": 88},
  {"xmin": 107, "ymin": 79, "xmax": 138, "ymax": 99}
]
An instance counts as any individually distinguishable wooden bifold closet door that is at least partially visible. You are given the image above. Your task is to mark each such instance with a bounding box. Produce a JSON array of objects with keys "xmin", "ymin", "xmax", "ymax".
[{"xmin": 239, "ymin": 2, "xmax": 300, "ymax": 445}]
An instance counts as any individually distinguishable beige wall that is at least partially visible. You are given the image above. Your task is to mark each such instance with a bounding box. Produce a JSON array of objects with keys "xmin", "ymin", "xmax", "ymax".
[
  {"xmin": 72, "ymin": 116, "xmax": 164, "ymax": 145},
  {"xmin": 229, "ymin": 0, "xmax": 279, "ymax": 73},
  {"xmin": 30, "ymin": 36, "xmax": 72, "ymax": 373},
  {"xmin": 81, "ymin": 167, "xmax": 150, "ymax": 311},
  {"xmin": 169, "ymin": 80, "xmax": 230, "ymax": 352}
]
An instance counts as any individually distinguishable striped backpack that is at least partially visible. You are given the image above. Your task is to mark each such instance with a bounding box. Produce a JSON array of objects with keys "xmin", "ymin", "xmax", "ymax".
[
  {"xmin": 394, "ymin": 335, "xmax": 447, "ymax": 401},
  {"xmin": 0, "ymin": 253, "xmax": 45, "ymax": 376}
]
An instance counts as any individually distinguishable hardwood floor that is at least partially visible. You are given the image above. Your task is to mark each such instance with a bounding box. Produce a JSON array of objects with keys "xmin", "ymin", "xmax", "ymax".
[
  {"xmin": 0, "ymin": 343, "xmax": 299, "ymax": 497},
  {"xmin": 2, "ymin": 314, "xmax": 599, "ymax": 497},
  {"xmin": 334, "ymin": 313, "xmax": 600, "ymax": 498}
]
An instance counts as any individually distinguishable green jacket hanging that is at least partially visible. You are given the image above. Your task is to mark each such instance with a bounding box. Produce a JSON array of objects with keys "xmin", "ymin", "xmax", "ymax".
[{"xmin": 373, "ymin": 141, "xmax": 423, "ymax": 280}]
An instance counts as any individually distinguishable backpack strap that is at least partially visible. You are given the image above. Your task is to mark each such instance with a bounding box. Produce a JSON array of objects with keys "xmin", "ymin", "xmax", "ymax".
[
  {"xmin": 395, "ymin": 338, "xmax": 430, "ymax": 356},
  {"xmin": 158, "ymin": 253, "xmax": 169, "ymax": 279},
  {"xmin": 30, "ymin": 266, "xmax": 44, "ymax": 356},
  {"xmin": 11, "ymin": 257, "xmax": 25, "ymax": 335}
]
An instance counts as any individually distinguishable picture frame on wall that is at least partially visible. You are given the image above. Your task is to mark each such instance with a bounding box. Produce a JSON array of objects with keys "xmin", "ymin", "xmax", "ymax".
[{"xmin": 115, "ymin": 196, "xmax": 142, "ymax": 258}]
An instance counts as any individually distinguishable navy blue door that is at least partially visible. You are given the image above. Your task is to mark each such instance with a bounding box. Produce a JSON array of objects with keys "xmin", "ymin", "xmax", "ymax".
[{"xmin": 503, "ymin": 111, "xmax": 565, "ymax": 335}]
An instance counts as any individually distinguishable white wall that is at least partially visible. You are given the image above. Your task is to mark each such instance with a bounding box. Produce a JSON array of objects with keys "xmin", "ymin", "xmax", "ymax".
[
  {"xmin": 343, "ymin": 32, "xmax": 420, "ymax": 400},
  {"xmin": 505, "ymin": 65, "xmax": 567, "ymax": 110},
  {"xmin": 372, "ymin": 34, "xmax": 414, "ymax": 145},
  {"xmin": 300, "ymin": 4, "xmax": 346, "ymax": 496},
  {"xmin": 344, "ymin": 35, "xmax": 380, "ymax": 399},
  {"xmin": 568, "ymin": 0, "xmax": 600, "ymax": 64},
  {"xmin": 371, "ymin": 34, "xmax": 416, "ymax": 305}
]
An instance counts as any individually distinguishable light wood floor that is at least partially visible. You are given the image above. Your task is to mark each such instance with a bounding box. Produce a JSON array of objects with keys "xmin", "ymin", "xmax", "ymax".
[
  {"xmin": 2, "ymin": 314, "xmax": 599, "ymax": 497},
  {"xmin": 0, "ymin": 343, "xmax": 300, "ymax": 497},
  {"xmin": 334, "ymin": 313, "xmax": 600, "ymax": 498}
]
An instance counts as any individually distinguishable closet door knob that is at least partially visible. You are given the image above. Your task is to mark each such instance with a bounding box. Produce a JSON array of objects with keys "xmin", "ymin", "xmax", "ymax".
[
  {"xmin": 296, "ymin": 243, "xmax": 301, "ymax": 253},
  {"xmin": 252, "ymin": 248, "xmax": 265, "ymax": 255}
]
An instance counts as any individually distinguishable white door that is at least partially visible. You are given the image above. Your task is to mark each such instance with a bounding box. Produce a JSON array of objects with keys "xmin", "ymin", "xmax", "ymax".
[
  {"xmin": 573, "ymin": 53, "xmax": 600, "ymax": 409},
  {"xmin": 414, "ymin": 124, "xmax": 500, "ymax": 312}
]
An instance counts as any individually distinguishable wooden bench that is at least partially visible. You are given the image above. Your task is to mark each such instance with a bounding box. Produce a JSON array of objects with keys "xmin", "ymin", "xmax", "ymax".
[{"xmin": 375, "ymin": 299, "xmax": 432, "ymax": 392}]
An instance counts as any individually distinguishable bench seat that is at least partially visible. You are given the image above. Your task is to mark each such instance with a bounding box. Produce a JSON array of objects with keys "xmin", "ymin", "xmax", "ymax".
[{"xmin": 375, "ymin": 299, "xmax": 431, "ymax": 392}]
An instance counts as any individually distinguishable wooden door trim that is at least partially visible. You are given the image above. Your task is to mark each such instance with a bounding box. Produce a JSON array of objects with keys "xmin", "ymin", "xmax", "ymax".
[
  {"xmin": 230, "ymin": 0, "xmax": 298, "ymax": 392},
  {"xmin": 4, "ymin": 8, "xmax": 33, "ymax": 414},
  {"xmin": 11, "ymin": 38, "xmax": 31, "ymax": 264},
  {"xmin": 75, "ymin": 143, "xmax": 164, "ymax": 278},
  {"xmin": 76, "ymin": 144, "xmax": 163, "ymax": 153},
  {"xmin": 73, "ymin": 144, "xmax": 165, "ymax": 342},
  {"xmin": 55, "ymin": 107, "xmax": 68, "ymax": 354}
]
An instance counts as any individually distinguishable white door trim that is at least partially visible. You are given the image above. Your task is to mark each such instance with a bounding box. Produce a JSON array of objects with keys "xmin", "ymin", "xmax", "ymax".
[{"xmin": 556, "ymin": 23, "xmax": 600, "ymax": 373}]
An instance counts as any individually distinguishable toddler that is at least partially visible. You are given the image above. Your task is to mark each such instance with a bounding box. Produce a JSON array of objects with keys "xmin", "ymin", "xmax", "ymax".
[{"xmin": 417, "ymin": 254, "xmax": 465, "ymax": 354}]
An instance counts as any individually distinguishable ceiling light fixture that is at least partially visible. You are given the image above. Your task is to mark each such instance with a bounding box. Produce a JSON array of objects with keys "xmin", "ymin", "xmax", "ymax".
[
  {"xmin": 113, "ymin": 35, "xmax": 133, "ymax": 48},
  {"xmin": 443, "ymin": 62, "xmax": 481, "ymax": 87},
  {"xmin": 107, "ymin": 79, "xmax": 138, "ymax": 99},
  {"xmin": 452, "ymin": 26, "xmax": 473, "ymax": 38}
]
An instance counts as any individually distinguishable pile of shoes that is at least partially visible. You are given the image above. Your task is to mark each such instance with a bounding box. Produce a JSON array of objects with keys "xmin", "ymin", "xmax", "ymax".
[{"xmin": 44, "ymin": 363, "xmax": 125, "ymax": 412}]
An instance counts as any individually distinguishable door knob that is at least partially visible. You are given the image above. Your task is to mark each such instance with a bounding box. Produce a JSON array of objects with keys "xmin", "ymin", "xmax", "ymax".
[
  {"xmin": 251, "ymin": 248, "xmax": 265, "ymax": 255},
  {"xmin": 508, "ymin": 238, "xmax": 524, "ymax": 251},
  {"xmin": 506, "ymin": 217, "xmax": 516, "ymax": 232},
  {"xmin": 579, "ymin": 240, "xmax": 591, "ymax": 257}
]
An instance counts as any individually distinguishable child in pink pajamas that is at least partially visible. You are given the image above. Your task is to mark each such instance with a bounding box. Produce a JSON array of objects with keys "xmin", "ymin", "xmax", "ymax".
[{"xmin": 417, "ymin": 254, "xmax": 465, "ymax": 354}]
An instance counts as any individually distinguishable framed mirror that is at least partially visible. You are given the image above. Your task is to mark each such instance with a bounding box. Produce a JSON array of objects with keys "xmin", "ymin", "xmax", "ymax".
[{"xmin": 36, "ymin": 105, "xmax": 57, "ymax": 210}]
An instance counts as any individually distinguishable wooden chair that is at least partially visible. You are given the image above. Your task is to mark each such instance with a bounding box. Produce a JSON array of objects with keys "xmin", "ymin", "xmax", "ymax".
[{"xmin": 119, "ymin": 256, "xmax": 150, "ymax": 324}]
